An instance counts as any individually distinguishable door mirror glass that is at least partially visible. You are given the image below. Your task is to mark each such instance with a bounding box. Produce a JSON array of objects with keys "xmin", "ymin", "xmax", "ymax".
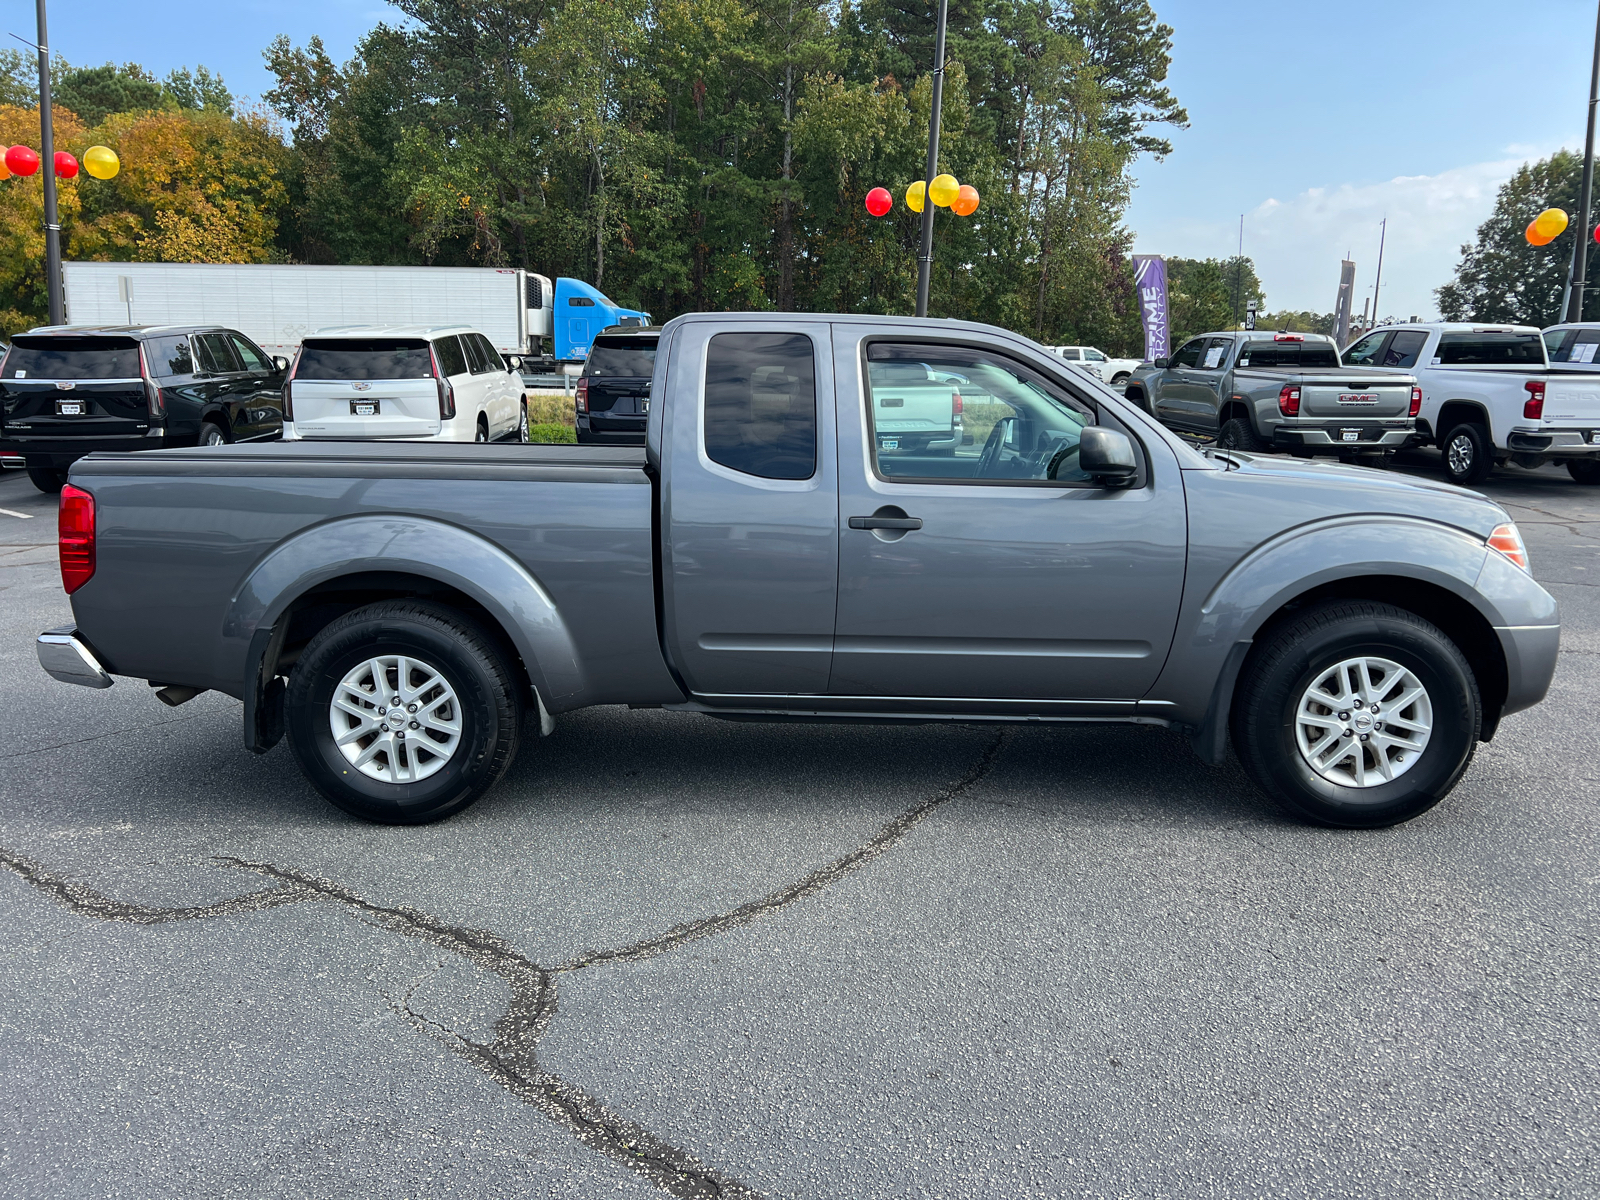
[
  {"xmin": 1152, "ymin": 357, "xmax": 1168, "ymax": 369},
  {"xmin": 272, "ymin": 356, "xmax": 289, "ymax": 373},
  {"xmin": 1079, "ymin": 427, "xmax": 1137, "ymax": 487}
]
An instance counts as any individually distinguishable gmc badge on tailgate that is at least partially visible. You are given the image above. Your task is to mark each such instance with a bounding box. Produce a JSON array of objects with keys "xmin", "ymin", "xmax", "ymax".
[{"xmin": 1337, "ymin": 393, "xmax": 1378, "ymax": 404}]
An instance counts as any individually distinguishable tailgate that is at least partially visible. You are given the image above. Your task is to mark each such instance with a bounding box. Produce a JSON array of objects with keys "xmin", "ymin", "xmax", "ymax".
[
  {"xmin": 585, "ymin": 375, "xmax": 651, "ymax": 414},
  {"xmin": 1542, "ymin": 375, "xmax": 1600, "ymax": 426},
  {"xmin": 0, "ymin": 379, "xmax": 149, "ymax": 437},
  {"xmin": 291, "ymin": 379, "xmax": 443, "ymax": 439},
  {"xmin": 1297, "ymin": 374, "xmax": 1413, "ymax": 418},
  {"xmin": 873, "ymin": 383, "xmax": 959, "ymax": 433}
]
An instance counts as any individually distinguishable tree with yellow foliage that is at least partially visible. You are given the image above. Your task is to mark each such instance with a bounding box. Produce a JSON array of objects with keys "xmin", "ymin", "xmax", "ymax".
[{"xmin": 0, "ymin": 104, "xmax": 85, "ymax": 334}]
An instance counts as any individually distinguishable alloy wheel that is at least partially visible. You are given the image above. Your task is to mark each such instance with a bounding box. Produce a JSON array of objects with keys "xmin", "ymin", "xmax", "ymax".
[
  {"xmin": 328, "ymin": 654, "xmax": 463, "ymax": 783},
  {"xmin": 1293, "ymin": 655, "xmax": 1433, "ymax": 788}
]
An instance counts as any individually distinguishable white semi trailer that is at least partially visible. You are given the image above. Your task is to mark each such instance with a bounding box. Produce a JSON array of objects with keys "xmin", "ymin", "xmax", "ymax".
[{"xmin": 61, "ymin": 262, "xmax": 560, "ymax": 360}]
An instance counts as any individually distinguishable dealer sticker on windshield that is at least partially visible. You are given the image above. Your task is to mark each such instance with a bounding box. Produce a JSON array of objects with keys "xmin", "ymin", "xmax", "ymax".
[{"xmin": 1337, "ymin": 393, "xmax": 1378, "ymax": 405}]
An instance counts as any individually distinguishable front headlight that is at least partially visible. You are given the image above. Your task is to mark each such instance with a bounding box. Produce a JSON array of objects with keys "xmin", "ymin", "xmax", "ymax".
[{"xmin": 1488, "ymin": 522, "xmax": 1529, "ymax": 572}]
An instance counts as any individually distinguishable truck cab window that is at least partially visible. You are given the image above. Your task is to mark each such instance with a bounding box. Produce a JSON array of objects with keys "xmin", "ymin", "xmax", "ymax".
[
  {"xmin": 1379, "ymin": 330, "xmax": 1428, "ymax": 368},
  {"xmin": 703, "ymin": 332, "xmax": 817, "ymax": 481},
  {"xmin": 1169, "ymin": 339, "xmax": 1204, "ymax": 368},
  {"xmin": 1342, "ymin": 331, "xmax": 1390, "ymax": 367},
  {"xmin": 866, "ymin": 343, "xmax": 1094, "ymax": 486}
]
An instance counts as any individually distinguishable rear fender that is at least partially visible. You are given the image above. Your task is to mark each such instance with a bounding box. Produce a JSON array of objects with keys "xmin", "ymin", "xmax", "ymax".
[{"xmin": 225, "ymin": 515, "xmax": 585, "ymax": 751}]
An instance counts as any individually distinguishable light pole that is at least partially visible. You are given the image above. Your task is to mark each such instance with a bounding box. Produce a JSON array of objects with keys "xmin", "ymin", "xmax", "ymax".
[
  {"xmin": 913, "ymin": 0, "xmax": 948, "ymax": 319},
  {"xmin": 1567, "ymin": 0, "xmax": 1600, "ymax": 322},
  {"xmin": 34, "ymin": 0, "xmax": 64, "ymax": 325}
]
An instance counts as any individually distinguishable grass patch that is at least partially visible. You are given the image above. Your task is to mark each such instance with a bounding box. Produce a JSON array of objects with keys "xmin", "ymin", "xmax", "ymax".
[
  {"xmin": 527, "ymin": 423, "xmax": 576, "ymax": 444},
  {"xmin": 524, "ymin": 392, "xmax": 577, "ymax": 427}
]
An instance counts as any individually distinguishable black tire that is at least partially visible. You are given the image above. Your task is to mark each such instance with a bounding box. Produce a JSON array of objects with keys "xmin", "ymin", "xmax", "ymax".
[
  {"xmin": 517, "ymin": 399, "xmax": 530, "ymax": 443},
  {"xmin": 1216, "ymin": 416, "xmax": 1266, "ymax": 452},
  {"xmin": 1567, "ymin": 459, "xmax": 1600, "ymax": 485},
  {"xmin": 1440, "ymin": 422, "xmax": 1493, "ymax": 485},
  {"xmin": 475, "ymin": 416, "xmax": 490, "ymax": 443},
  {"xmin": 199, "ymin": 421, "xmax": 227, "ymax": 448},
  {"xmin": 1123, "ymin": 386, "xmax": 1151, "ymax": 414},
  {"xmin": 1110, "ymin": 372, "xmax": 1131, "ymax": 386},
  {"xmin": 27, "ymin": 466, "xmax": 66, "ymax": 493},
  {"xmin": 286, "ymin": 600, "xmax": 524, "ymax": 824},
  {"xmin": 1232, "ymin": 601, "xmax": 1480, "ymax": 829}
]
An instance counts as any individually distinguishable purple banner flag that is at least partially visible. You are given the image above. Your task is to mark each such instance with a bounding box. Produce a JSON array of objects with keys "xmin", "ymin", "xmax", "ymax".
[{"xmin": 1132, "ymin": 255, "xmax": 1170, "ymax": 362}]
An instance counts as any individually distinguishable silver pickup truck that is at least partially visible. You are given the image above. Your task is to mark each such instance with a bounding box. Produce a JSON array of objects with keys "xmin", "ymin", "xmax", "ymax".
[
  {"xmin": 1124, "ymin": 331, "xmax": 1419, "ymax": 459},
  {"xmin": 37, "ymin": 314, "xmax": 1557, "ymax": 830}
]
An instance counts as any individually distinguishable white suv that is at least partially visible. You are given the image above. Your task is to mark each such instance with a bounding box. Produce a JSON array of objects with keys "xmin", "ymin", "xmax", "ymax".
[{"xmin": 283, "ymin": 325, "xmax": 527, "ymax": 443}]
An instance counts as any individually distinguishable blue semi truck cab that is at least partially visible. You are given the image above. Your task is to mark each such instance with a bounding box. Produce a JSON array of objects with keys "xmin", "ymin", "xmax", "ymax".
[{"xmin": 552, "ymin": 278, "xmax": 651, "ymax": 363}]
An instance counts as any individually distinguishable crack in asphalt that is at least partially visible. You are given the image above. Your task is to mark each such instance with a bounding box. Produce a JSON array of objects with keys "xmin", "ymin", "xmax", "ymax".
[{"xmin": 0, "ymin": 729, "xmax": 1007, "ymax": 1198}]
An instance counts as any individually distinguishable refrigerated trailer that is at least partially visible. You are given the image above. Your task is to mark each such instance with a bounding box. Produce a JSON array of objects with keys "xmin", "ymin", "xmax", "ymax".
[{"xmin": 60, "ymin": 262, "xmax": 650, "ymax": 363}]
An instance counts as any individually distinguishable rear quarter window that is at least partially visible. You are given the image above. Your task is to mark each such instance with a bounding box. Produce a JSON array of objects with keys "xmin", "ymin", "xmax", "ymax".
[
  {"xmin": 3, "ymin": 339, "xmax": 140, "ymax": 379},
  {"xmin": 297, "ymin": 339, "xmax": 434, "ymax": 380}
]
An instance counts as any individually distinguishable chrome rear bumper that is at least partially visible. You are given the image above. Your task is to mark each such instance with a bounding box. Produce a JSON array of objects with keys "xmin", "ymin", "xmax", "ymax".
[{"xmin": 37, "ymin": 625, "xmax": 114, "ymax": 689}]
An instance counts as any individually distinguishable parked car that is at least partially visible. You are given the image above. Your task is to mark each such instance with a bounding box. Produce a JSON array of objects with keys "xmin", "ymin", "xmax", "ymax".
[
  {"xmin": 1541, "ymin": 321, "xmax": 1600, "ymax": 371},
  {"xmin": 283, "ymin": 326, "xmax": 527, "ymax": 444},
  {"xmin": 39, "ymin": 312, "xmax": 1556, "ymax": 831},
  {"xmin": 576, "ymin": 326, "xmax": 659, "ymax": 445},
  {"xmin": 0, "ymin": 324, "xmax": 287, "ymax": 493},
  {"xmin": 865, "ymin": 355, "xmax": 964, "ymax": 453},
  {"xmin": 1124, "ymin": 331, "xmax": 1419, "ymax": 460},
  {"xmin": 1046, "ymin": 345, "xmax": 1142, "ymax": 385},
  {"xmin": 1343, "ymin": 322, "xmax": 1600, "ymax": 485}
]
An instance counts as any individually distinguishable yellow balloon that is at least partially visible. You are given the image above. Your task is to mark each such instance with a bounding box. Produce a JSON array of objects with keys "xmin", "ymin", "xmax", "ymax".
[
  {"xmin": 1534, "ymin": 206, "xmax": 1569, "ymax": 239},
  {"xmin": 905, "ymin": 179, "xmax": 926, "ymax": 213},
  {"xmin": 928, "ymin": 173, "xmax": 959, "ymax": 208},
  {"xmin": 83, "ymin": 145, "xmax": 120, "ymax": 180}
]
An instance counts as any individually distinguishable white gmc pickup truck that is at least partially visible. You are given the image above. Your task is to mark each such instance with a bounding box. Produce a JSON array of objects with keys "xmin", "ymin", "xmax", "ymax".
[{"xmin": 1344, "ymin": 322, "xmax": 1600, "ymax": 485}]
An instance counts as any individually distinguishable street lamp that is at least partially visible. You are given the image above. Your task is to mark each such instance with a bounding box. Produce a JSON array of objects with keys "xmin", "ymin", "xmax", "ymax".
[
  {"xmin": 913, "ymin": 0, "xmax": 949, "ymax": 319},
  {"xmin": 33, "ymin": 0, "xmax": 63, "ymax": 326}
]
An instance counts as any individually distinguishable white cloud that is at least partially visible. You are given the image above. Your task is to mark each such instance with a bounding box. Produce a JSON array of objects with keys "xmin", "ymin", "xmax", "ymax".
[{"xmin": 1134, "ymin": 148, "xmax": 1571, "ymax": 321}]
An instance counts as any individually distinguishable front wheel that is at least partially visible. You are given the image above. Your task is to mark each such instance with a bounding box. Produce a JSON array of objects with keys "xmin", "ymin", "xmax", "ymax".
[
  {"xmin": 1567, "ymin": 459, "xmax": 1600, "ymax": 485},
  {"xmin": 1441, "ymin": 422, "xmax": 1493, "ymax": 485},
  {"xmin": 286, "ymin": 601, "xmax": 525, "ymax": 823},
  {"xmin": 1232, "ymin": 601, "xmax": 1480, "ymax": 828},
  {"xmin": 1216, "ymin": 416, "xmax": 1266, "ymax": 452}
]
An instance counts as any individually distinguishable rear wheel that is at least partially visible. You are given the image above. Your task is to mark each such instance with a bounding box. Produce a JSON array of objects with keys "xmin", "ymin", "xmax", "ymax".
[
  {"xmin": 1441, "ymin": 422, "xmax": 1493, "ymax": 485},
  {"xmin": 1232, "ymin": 601, "xmax": 1480, "ymax": 828},
  {"xmin": 475, "ymin": 415, "xmax": 489, "ymax": 443},
  {"xmin": 517, "ymin": 399, "xmax": 530, "ymax": 443},
  {"xmin": 286, "ymin": 601, "xmax": 524, "ymax": 824},
  {"xmin": 1111, "ymin": 372, "xmax": 1131, "ymax": 386},
  {"xmin": 1567, "ymin": 459, "xmax": 1600, "ymax": 485},
  {"xmin": 1216, "ymin": 416, "xmax": 1266, "ymax": 452},
  {"xmin": 199, "ymin": 422, "xmax": 227, "ymax": 448},
  {"xmin": 26, "ymin": 466, "xmax": 66, "ymax": 494}
]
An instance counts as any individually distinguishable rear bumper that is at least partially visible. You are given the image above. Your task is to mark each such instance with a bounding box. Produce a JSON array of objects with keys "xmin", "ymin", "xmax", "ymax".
[
  {"xmin": 1505, "ymin": 429, "xmax": 1600, "ymax": 457},
  {"xmin": 577, "ymin": 413, "xmax": 646, "ymax": 444},
  {"xmin": 2, "ymin": 432, "xmax": 164, "ymax": 468},
  {"xmin": 37, "ymin": 625, "xmax": 114, "ymax": 689},
  {"xmin": 1272, "ymin": 422, "xmax": 1412, "ymax": 452}
]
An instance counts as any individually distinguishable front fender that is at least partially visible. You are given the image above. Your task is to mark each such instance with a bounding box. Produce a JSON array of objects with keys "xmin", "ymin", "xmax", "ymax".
[
  {"xmin": 1153, "ymin": 516, "xmax": 1539, "ymax": 746},
  {"xmin": 223, "ymin": 514, "xmax": 586, "ymax": 724}
]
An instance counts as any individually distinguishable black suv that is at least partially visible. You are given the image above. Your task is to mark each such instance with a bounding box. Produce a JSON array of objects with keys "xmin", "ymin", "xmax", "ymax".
[
  {"xmin": 0, "ymin": 324, "xmax": 287, "ymax": 492},
  {"xmin": 576, "ymin": 326, "xmax": 659, "ymax": 445}
]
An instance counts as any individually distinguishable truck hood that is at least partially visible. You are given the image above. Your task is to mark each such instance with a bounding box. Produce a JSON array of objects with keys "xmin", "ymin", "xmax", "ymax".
[{"xmin": 1192, "ymin": 449, "xmax": 1509, "ymax": 539}]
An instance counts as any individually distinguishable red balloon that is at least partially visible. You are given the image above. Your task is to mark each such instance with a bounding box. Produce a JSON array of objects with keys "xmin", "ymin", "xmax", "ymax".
[
  {"xmin": 865, "ymin": 186, "xmax": 893, "ymax": 217},
  {"xmin": 5, "ymin": 145, "xmax": 41, "ymax": 176},
  {"xmin": 54, "ymin": 151, "xmax": 79, "ymax": 179},
  {"xmin": 1593, "ymin": 224, "xmax": 1600, "ymax": 245}
]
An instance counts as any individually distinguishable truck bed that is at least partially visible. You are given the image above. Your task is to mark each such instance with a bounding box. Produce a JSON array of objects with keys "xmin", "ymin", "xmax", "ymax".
[{"xmin": 67, "ymin": 441, "xmax": 671, "ymax": 707}]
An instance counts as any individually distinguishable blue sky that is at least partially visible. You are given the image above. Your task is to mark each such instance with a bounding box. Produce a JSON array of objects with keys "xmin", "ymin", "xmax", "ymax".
[{"xmin": 23, "ymin": 0, "xmax": 1600, "ymax": 319}]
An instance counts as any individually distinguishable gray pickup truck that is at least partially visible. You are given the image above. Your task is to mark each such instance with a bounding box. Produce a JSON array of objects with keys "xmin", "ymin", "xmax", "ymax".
[
  {"xmin": 37, "ymin": 314, "xmax": 1557, "ymax": 830},
  {"xmin": 1124, "ymin": 331, "xmax": 1419, "ymax": 459}
]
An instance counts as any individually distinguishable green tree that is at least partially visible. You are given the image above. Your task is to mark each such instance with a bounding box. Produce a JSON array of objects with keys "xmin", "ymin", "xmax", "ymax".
[
  {"xmin": 1437, "ymin": 151, "xmax": 1600, "ymax": 325},
  {"xmin": 52, "ymin": 63, "xmax": 165, "ymax": 124},
  {"xmin": 164, "ymin": 66, "xmax": 234, "ymax": 115}
]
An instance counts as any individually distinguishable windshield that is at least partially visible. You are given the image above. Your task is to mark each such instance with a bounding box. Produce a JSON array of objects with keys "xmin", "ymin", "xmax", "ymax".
[
  {"xmin": 586, "ymin": 340, "xmax": 657, "ymax": 377},
  {"xmin": 3, "ymin": 337, "xmax": 141, "ymax": 379},
  {"xmin": 297, "ymin": 339, "xmax": 433, "ymax": 380}
]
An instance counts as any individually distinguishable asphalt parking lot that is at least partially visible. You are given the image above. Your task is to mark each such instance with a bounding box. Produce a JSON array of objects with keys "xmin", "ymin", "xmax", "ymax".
[{"xmin": 1, "ymin": 455, "xmax": 1597, "ymax": 1200}]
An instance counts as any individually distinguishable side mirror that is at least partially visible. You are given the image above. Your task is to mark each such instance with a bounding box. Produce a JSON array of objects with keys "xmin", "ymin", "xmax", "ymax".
[
  {"xmin": 1152, "ymin": 357, "xmax": 1169, "ymax": 369},
  {"xmin": 504, "ymin": 354, "xmax": 523, "ymax": 373},
  {"xmin": 272, "ymin": 356, "xmax": 290, "ymax": 373},
  {"xmin": 1079, "ymin": 426, "xmax": 1137, "ymax": 488}
]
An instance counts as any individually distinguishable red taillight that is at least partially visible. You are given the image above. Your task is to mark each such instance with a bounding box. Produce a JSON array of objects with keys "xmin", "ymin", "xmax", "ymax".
[
  {"xmin": 59, "ymin": 484, "xmax": 95, "ymax": 594},
  {"xmin": 1278, "ymin": 384, "xmax": 1301, "ymax": 416},
  {"xmin": 429, "ymin": 345, "xmax": 456, "ymax": 419},
  {"xmin": 138, "ymin": 345, "xmax": 164, "ymax": 418},
  {"xmin": 575, "ymin": 375, "xmax": 589, "ymax": 414},
  {"xmin": 951, "ymin": 389, "xmax": 963, "ymax": 417},
  {"xmin": 1524, "ymin": 380, "xmax": 1545, "ymax": 420},
  {"xmin": 1409, "ymin": 386, "xmax": 1423, "ymax": 417}
]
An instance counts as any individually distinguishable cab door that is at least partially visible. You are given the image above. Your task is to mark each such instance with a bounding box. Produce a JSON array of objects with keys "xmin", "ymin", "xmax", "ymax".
[
  {"xmin": 829, "ymin": 327, "xmax": 1187, "ymax": 705},
  {"xmin": 226, "ymin": 332, "xmax": 283, "ymax": 438},
  {"xmin": 659, "ymin": 321, "xmax": 837, "ymax": 697},
  {"xmin": 1151, "ymin": 337, "xmax": 1204, "ymax": 425},
  {"xmin": 193, "ymin": 332, "xmax": 249, "ymax": 437},
  {"xmin": 1187, "ymin": 336, "xmax": 1235, "ymax": 432}
]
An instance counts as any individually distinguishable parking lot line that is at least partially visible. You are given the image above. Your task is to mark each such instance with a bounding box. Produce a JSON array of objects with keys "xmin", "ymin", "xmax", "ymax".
[{"xmin": 0, "ymin": 507, "xmax": 35, "ymax": 519}]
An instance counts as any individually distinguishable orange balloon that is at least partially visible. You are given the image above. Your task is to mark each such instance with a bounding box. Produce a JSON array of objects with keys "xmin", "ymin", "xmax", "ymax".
[
  {"xmin": 0, "ymin": 158, "xmax": 9, "ymax": 181},
  {"xmin": 951, "ymin": 184, "xmax": 980, "ymax": 216},
  {"xmin": 1527, "ymin": 220, "xmax": 1555, "ymax": 247}
]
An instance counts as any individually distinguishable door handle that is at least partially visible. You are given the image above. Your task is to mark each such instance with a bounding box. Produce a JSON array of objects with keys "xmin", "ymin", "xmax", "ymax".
[{"xmin": 849, "ymin": 515, "xmax": 922, "ymax": 530}]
